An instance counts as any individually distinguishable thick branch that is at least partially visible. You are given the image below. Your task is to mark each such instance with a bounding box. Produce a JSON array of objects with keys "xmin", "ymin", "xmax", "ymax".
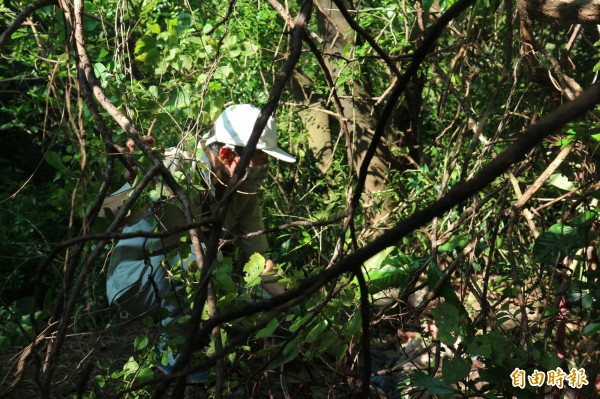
[{"xmin": 530, "ymin": 0, "xmax": 600, "ymax": 24}]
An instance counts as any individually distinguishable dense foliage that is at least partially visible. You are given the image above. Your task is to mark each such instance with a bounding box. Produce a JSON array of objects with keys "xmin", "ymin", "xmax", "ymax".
[{"xmin": 1, "ymin": 0, "xmax": 599, "ymax": 398}]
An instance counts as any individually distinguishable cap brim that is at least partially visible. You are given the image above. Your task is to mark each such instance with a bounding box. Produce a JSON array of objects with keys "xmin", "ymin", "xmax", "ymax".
[
  {"xmin": 202, "ymin": 131, "xmax": 218, "ymax": 145},
  {"xmin": 262, "ymin": 147, "xmax": 296, "ymax": 163}
]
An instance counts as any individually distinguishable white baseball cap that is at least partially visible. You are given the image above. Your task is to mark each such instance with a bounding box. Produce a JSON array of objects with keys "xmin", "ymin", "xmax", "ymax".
[{"xmin": 204, "ymin": 104, "xmax": 296, "ymax": 163}]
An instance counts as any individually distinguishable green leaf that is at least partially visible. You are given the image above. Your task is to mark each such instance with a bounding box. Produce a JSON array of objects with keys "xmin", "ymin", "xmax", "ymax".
[
  {"xmin": 289, "ymin": 313, "xmax": 313, "ymax": 333},
  {"xmin": 467, "ymin": 335, "xmax": 492, "ymax": 358},
  {"xmin": 306, "ymin": 320, "xmax": 328, "ymax": 343},
  {"xmin": 94, "ymin": 374, "xmax": 106, "ymax": 388},
  {"xmin": 134, "ymin": 35, "xmax": 160, "ymax": 65},
  {"xmin": 570, "ymin": 210, "xmax": 598, "ymax": 228},
  {"xmin": 148, "ymin": 189, "xmax": 162, "ymax": 202},
  {"xmin": 214, "ymin": 257, "xmax": 236, "ymax": 291},
  {"xmin": 363, "ymin": 246, "xmax": 394, "ymax": 270},
  {"xmin": 255, "ymin": 318, "xmax": 279, "ymax": 339},
  {"xmin": 582, "ymin": 322, "xmax": 600, "ymax": 336},
  {"xmin": 134, "ymin": 335, "xmax": 148, "ymax": 351},
  {"xmin": 361, "ymin": 249, "xmax": 420, "ymax": 293},
  {"xmin": 364, "ymin": 264, "xmax": 412, "ymax": 293},
  {"xmin": 422, "ymin": 0, "xmax": 435, "ymax": 14},
  {"xmin": 412, "ymin": 372, "xmax": 456, "ymax": 394},
  {"xmin": 123, "ymin": 357, "xmax": 140, "ymax": 373},
  {"xmin": 532, "ymin": 223, "xmax": 586, "ymax": 264},
  {"xmin": 45, "ymin": 151, "xmax": 67, "ymax": 171},
  {"xmin": 428, "ymin": 262, "xmax": 464, "ymax": 312},
  {"xmin": 442, "ymin": 357, "xmax": 471, "ymax": 384},
  {"xmin": 313, "ymin": 331, "xmax": 338, "ymax": 355},
  {"xmin": 431, "ymin": 302, "xmax": 462, "ymax": 346},
  {"xmin": 173, "ymin": 86, "xmax": 191, "ymax": 108},
  {"xmin": 243, "ymin": 253, "xmax": 265, "ymax": 287},
  {"xmin": 548, "ymin": 173, "xmax": 576, "ymax": 191},
  {"xmin": 136, "ymin": 367, "xmax": 154, "ymax": 381},
  {"xmin": 342, "ymin": 312, "xmax": 362, "ymax": 338},
  {"xmin": 538, "ymin": 353, "xmax": 562, "ymax": 370},
  {"xmin": 438, "ymin": 235, "xmax": 469, "ymax": 253}
]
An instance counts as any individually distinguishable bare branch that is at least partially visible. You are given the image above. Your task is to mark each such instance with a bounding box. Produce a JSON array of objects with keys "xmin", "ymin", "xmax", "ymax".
[{"xmin": 0, "ymin": 0, "xmax": 56, "ymax": 50}]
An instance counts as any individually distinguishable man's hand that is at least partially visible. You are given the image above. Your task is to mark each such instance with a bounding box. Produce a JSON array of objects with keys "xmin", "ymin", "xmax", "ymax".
[{"xmin": 260, "ymin": 259, "xmax": 286, "ymax": 296}]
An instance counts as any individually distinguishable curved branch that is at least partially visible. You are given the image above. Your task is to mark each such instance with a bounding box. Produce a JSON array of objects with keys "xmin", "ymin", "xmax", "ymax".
[{"xmin": 0, "ymin": 0, "xmax": 56, "ymax": 50}]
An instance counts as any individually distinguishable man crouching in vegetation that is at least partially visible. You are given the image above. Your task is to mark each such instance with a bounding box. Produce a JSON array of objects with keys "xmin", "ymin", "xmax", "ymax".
[{"xmin": 103, "ymin": 104, "xmax": 294, "ymax": 382}]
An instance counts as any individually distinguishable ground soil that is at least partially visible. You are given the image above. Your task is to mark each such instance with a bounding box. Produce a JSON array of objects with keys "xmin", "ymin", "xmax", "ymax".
[
  {"xmin": 0, "ymin": 318, "xmax": 369, "ymax": 399},
  {"xmin": 0, "ymin": 318, "xmax": 154, "ymax": 399}
]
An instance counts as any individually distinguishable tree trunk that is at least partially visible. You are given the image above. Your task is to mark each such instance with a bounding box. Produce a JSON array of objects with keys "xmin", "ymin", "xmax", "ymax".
[
  {"xmin": 315, "ymin": 0, "xmax": 397, "ymax": 238},
  {"xmin": 288, "ymin": 69, "xmax": 333, "ymax": 174},
  {"xmin": 312, "ymin": 0, "xmax": 424, "ymax": 238}
]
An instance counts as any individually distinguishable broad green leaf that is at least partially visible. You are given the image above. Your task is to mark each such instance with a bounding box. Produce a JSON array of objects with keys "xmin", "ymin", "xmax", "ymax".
[
  {"xmin": 539, "ymin": 353, "xmax": 562, "ymax": 370},
  {"xmin": 137, "ymin": 367, "xmax": 154, "ymax": 381},
  {"xmin": 93, "ymin": 62, "xmax": 106, "ymax": 75},
  {"xmin": 438, "ymin": 235, "xmax": 469, "ymax": 253},
  {"xmin": 255, "ymin": 318, "xmax": 279, "ymax": 339},
  {"xmin": 363, "ymin": 246, "xmax": 394, "ymax": 270},
  {"xmin": 363, "ymin": 264, "xmax": 412, "ymax": 293},
  {"xmin": 134, "ymin": 35, "xmax": 160, "ymax": 65},
  {"xmin": 289, "ymin": 313, "xmax": 313, "ymax": 333},
  {"xmin": 428, "ymin": 262, "xmax": 464, "ymax": 312},
  {"xmin": 342, "ymin": 312, "xmax": 362, "ymax": 338},
  {"xmin": 94, "ymin": 374, "xmax": 106, "ymax": 388},
  {"xmin": 173, "ymin": 86, "xmax": 191, "ymax": 108},
  {"xmin": 306, "ymin": 320, "xmax": 328, "ymax": 343},
  {"xmin": 214, "ymin": 257, "xmax": 236, "ymax": 291},
  {"xmin": 431, "ymin": 302, "xmax": 462, "ymax": 346},
  {"xmin": 243, "ymin": 253, "xmax": 265, "ymax": 287},
  {"xmin": 148, "ymin": 23, "xmax": 161, "ymax": 34},
  {"xmin": 548, "ymin": 173, "xmax": 576, "ymax": 191},
  {"xmin": 124, "ymin": 357, "xmax": 140, "ymax": 372},
  {"xmin": 45, "ymin": 151, "xmax": 67, "ymax": 171},
  {"xmin": 421, "ymin": 0, "xmax": 435, "ymax": 14},
  {"xmin": 282, "ymin": 336, "xmax": 302, "ymax": 359},
  {"xmin": 467, "ymin": 335, "xmax": 492, "ymax": 358},
  {"xmin": 148, "ymin": 189, "xmax": 161, "ymax": 202},
  {"xmin": 134, "ymin": 335, "xmax": 148, "ymax": 351},
  {"xmin": 533, "ymin": 223, "xmax": 581, "ymax": 263},
  {"xmin": 582, "ymin": 322, "xmax": 600, "ymax": 336},
  {"xmin": 442, "ymin": 357, "xmax": 471, "ymax": 384},
  {"xmin": 360, "ymin": 249, "xmax": 419, "ymax": 293},
  {"xmin": 314, "ymin": 331, "xmax": 338, "ymax": 355},
  {"xmin": 569, "ymin": 210, "xmax": 598, "ymax": 228},
  {"xmin": 412, "ymin": 372, "xmax": 456, "ymax": 395}
]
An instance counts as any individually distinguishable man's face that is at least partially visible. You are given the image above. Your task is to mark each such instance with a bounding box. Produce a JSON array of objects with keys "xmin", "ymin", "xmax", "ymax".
[{"xmin": 208, "ymin": 146, "xmax": 269, "ymax": 186}]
